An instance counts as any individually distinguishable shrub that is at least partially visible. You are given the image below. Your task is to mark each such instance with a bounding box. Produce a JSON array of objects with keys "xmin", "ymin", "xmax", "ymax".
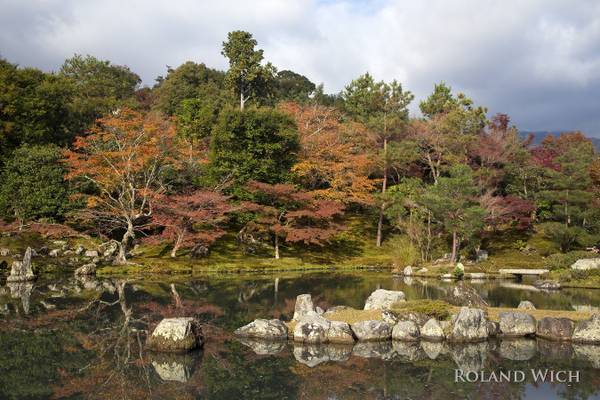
[
  {"xmin": 545, "ymin": 251, "xmax": 596, "ymax": 271},
  {"xmin": 453, "ymin": 265, "xmax": 465, "ymax": 280},
  {"xmin": 538, "ymin": 222, "xmax": 592, "ymax": 253},
  {"xmin": 385, "ymin": 235, "xmax": 419, "ymax": 268}
]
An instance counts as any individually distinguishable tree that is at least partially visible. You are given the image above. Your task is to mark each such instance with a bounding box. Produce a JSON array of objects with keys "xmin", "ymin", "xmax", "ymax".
[
  {"xmin": 342, "ymin": 73, "xmax": 414, "ymax": 246},
  {"xmin": 147, "ymin": 191, "xmax": 232, "ymax": 257},
  {"xmin": 421, "ymin": 165, "xmax": 486, "ymax": 262},
  {"xmin": 222, "ymin": 31, "xmax": 276, "ymax": 110},
  {"xmin": 0, "ymin": 144, "xmax": 69, "ymax": 227},
  {"xmin": 274, "ymin": 70, "xmax": 316, "ymax": 102},
  {"xmin": 208, "ymin": 107, "xmax": 299, "ymax": 188},
  {"xmin": 63, "ymin": 108, "xmax": 180, "ymax": 264},
  {"xmin": 244, "ymin": 181, "xmax": 344, "ymax": 259},
  {"xmin": 60, "ymin": 54, "xmax": 141, "ymax": 131}
]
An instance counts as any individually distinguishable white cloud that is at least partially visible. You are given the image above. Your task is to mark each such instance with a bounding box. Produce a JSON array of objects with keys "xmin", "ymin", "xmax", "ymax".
[{"xmin": 1, "ymin": 0, "xmax": 600, "ymax": 135}]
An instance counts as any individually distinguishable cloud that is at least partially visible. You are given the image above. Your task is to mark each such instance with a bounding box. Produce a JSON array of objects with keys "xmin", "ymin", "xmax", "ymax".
[{"xmin": 1, "ymin": 0, "xmax": 600, "ymax": 135}]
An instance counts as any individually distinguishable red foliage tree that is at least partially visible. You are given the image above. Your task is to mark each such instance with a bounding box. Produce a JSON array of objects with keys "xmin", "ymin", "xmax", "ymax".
[
  {"xmin": 146, "ymin": 191, "xmax": 233, "ymax": 257},
  {"xmin": 244, "ymin": 181, "xmax": 345, "ymax": 259}
]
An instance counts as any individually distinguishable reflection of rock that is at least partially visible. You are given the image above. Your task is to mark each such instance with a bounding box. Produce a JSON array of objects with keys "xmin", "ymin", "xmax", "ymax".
[
  {"xmin": 326, "ymin": 344, "xmax": 353, "ymax": 362},
  {"xmin": 235, "ymin": 319, "xmax": 288, "ymax": 340},
  {"xmin": 421, "ymin": 341, "xmax": 445, "ymax": 359},
  {"xmin": 238, "ymin": 338, "xmax": 286, "ymax": 355},
  {"xmin": 393, "ymin": 341, "xmax": 425, "ymax": 361},
  {"xmin": 536, "ymin": 317, "xmax": 574, "ymax": 341},
  {"xmin": 147, "ymin": 317, "xmax": 204, "ymax": 352},
  {"xmin": 573, "ymin": 343, "xmax": 600, "ymax": 368},
  {"xmin": 364, "ymin": 289, "xmax": 405, "ymax": 310},
  {"xmin": 499, "ymin": 339, "xmax": 537, "ymax": 361},
  {"xmin": 350, "ymin": 320, "xmax": 392, "ymax": 341},
  {"xmin": 7, "ymin": 281, "xmax": 33, "ymax": 314},
  {"xmin": 74, "ymin": 263, "xmax": 96, "ymax": 276},
  {"xmin": 7, "ymin": 247, "xmax": 35, "ymax": 282},
  {"xmin": 75, "ymin": 275, "xmax": 101, "ymax": 291},
  {"xmin": 445, "ymin": 282, "xmax": 488, "ymax": 307},
  {"xmin": 293, "ymin": 294, "xmax": 315, "ymax": 320},
  {"xmin": 499, "ymin": 312, "xmax": 536, "ymax": 337},
  {"xmin": 352, "ymin": 341, "xmax": 394, "ymax": 359},
  {"xmin": 450, "ymin": 342, "xmax": 488, "ymax": 373},
  {"xmin": 421, "ymin": 318, "xmax": 445, "ymax": 341},
  {"xmin": 293, "ymin": 343, "xmax": 329, "ymax": 367},
  {"xmin": 150, "ymin": 352, "xmax": 199, "ymax": 383},
  {"xmin": 294, "ymin": 314, "xmax": 330, "ymax": 343},
  {"xmin": 537, "ymin": 339, "xmax": 573, "ymax": 360},
  {"xmin": 572, "ymin": 314, "xmax": 600, "ymax": 344},
  {"xmin": 403, "ymin": 276, "xmax": 414, "ymax": 286},
  {"xmin": 448, "ymin": 307, "xmax": 488, "ymax": 342}
]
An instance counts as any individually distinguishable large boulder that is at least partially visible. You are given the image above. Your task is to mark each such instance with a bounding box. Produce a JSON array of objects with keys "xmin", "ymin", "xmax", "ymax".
[
  {"xmin": 363, "ymin": 289, "xmax": 405, "ymax": 310},
  {"xmin": 327, "ymin": 320, "xmax": 355, "ymax": 344},
  {"xmin": 445, "ymin": 282, "xmax": 488, "ymax": 307},
  {"xmin": 536, "ymin": 317, "xmax": 574, "ymax": 341},
  {"xmin": 293, "ymin": 314, "xmax": 330, "ymax": 343},
  {"xmin": 6, "ymin": 247, "xmax": 35, "ymax": 282},
  {"xmin": 350, "ymin": 320, "xmax": 392, "ymax": 341},
  {"xmin": 235, "ymin": 319, "xmax": 288, "ymax": 340},
  {"xmin": 392, "ymin": 320, "xmax": 420, "ymax": 341},
  {"xmin": 571, "ymin": 258, "xmax": 600, "ymax": 271},
  {"xmin": 293, "ymin": 294, "xmax": 315, "ymax": 320},
  {"xmin": 518, "ymin": 301, "xmax": 536, "ymax": 310},
  {"xmin": 146, "ymin": 317, "xmax": 204, "ymax": 353},
  {"xmin": 420, "ymin": 318, "xmax": 445, "ymax": 341},
  {"xmin": 448, "ymin": 307, "xmax": 488, "ymax": 342},
  {"xmin": 572, "ymin": 314, "xmax": 600, "ymax": 344},
  {"xmin": 74, "ymin": 263, "xmax": 96, "ymax": 276},
  {"xmin": 499, "ymin": 312, "xmax": 536, "ymax": 337}
]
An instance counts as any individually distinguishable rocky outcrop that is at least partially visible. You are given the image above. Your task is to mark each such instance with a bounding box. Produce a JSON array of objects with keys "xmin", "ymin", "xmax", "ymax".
[
  {"xmin": 350, "ymin": 320, "xmax": 392, "ymax": 341},
  {"xmin": 293, "ymin": 294, "xmax": 315, "ymax": 320},
  {"xmin": 536, "ymin": 317, "xmax": 574, "ymax": 341},
  {"xmin": 392, "ymin": 320, "xmax": 420, "ymax": 341},
  {"xmin": 518, "ymin": 300, "xmax": 536, "ymax": 310},
  {"xmin": 420, "ymin": 318, "xmax": 445, "ymax": 341},
  {"xmin": 6, "ymin": 247, "xmax": 35, "ymax": 282},
  {"xmin": 363, "ymin": 289, "xmax": 405, "ymax": 310},
  {"xmin": 445, "ymin": 282, "xmax": 488, "ymax": 307},
  {"xmin": 234, "ymin": 319, "xmax": 288, "ymax": 340},
  {"xmin": 146, "ymin": 317, "xmax": 204, "ymax": 352},
  {"xmin": 74, "ymin": 263, "xmax": 96, "ymax": 276},
  {"xmin": 293, "ymin": 314, "xmax": 330, "ymax": 343},
  {"xmin": 499, "ymin": 312, "xmax": 536, "ymax": 337},
  {"xmin": 571, "ymin": 258, "xmax": 600, "ymax": 271},
  {"xmin": 327, "ymin": 320, "xmax": 355, "ymax": 344},
  {"xmin": 572, "ymin": 314, "xmax": 600, "ymax": 343},
  {"xmin": 448, "ymin": 307, "xmax": 488, "ymax": 342}
]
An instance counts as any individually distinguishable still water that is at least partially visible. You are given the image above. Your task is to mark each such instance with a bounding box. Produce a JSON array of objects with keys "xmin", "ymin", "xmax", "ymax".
[{"xmin": 1, "ymin": 271, "xmax": 599, "ymax": 399}]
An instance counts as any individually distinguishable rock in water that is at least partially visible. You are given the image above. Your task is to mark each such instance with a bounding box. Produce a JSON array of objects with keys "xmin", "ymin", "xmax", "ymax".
[
  {"xmin": 499, "ymin": 312, "xmax": 536, "ymax": 337},
  {"xmin": 6, "ymin": 247, "xmax": 35, "ymax": 282},
  {"xmin": 74, "ymin": 263, "xmax": 97, "ymax": 276},
  {"xmin": 293, "ymin": 294, "xmax": 315, "ymax": 320},
  {"xmin": 533, "ymin": 280, "xmax": 561, "ymax": 290},
  {"xmin": 350, "ymin": 320, "xmax": 392, "ymax": 341},
  {"xmin": 536, "ymin": 317, "xmax": 574, "ymax": 341},
  {"xmin": 235, "ymin": 319, "xmax": 288, "ymax": 340},
  {"xmin": 363, "ymin": 289, "xmax": 405, "ymax": 310},
  {"xmin": 403, "ymin": 265, "xmax": 413, "ymax": 276},
  {"xmin": 571, "ymin": 258, "xmax": 600, "ymax": 271},
  {"xmin": 146, "ymin": 317, "xmax": 204, "ymax": 353},
  {"xmin": 572, "ymin": 314, "xmax": 600, "ymax": 344},
  {"xmin": 445, "ymin": 282, "xmax": 488, "ymax": 307},
  {"xmin": 392, "ymin": 320, "xmax": 420, "ymax": 341},
  {"xmin": 420, "ymin": 318, "xmax": 445, "ymax": 341},
  {"xmin": 518, "ymin": 301, "xmax": 536, "ymax": 310},
  {"xmin": 448, "ymin": 307, "xmax": 488, "ymax": 342},
  {"xmin": 293, "ymin": 314, "xmax": 331, "ymax": 343},
  {"xmin": 327, "ymin": 320, "xmax": 355, "ymax": 344}
]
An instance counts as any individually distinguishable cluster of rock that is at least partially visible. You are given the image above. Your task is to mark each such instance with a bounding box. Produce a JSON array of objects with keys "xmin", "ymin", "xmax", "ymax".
[{"xmin": 235, "ymin": 290, "xmax": 600, "ymax": 347}]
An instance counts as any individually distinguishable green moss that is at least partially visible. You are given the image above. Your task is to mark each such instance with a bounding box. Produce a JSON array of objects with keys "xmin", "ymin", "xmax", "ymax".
[{"xmin": 391, "ymin": 299, "xmax": 453, "ymax": 320}]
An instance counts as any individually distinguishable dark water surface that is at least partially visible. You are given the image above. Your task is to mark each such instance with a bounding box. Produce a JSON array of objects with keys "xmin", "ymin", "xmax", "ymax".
[{"xmin": 1, "ymin": 271, "xmax": 599, "ymax": 399}]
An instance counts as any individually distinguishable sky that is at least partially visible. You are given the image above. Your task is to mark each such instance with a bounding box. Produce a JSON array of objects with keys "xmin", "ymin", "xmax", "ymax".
[{"xmin": 1, "ymin": 0, "xmax": 600, "ymax": 136}]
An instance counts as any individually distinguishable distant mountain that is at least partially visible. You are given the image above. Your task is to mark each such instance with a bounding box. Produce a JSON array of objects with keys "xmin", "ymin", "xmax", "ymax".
[{"xmin": 520, "ymin": 131, "xmax": 600, "ymax": 150}]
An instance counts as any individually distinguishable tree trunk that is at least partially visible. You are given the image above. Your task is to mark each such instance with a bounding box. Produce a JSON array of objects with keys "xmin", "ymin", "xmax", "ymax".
[
  {"xmin": 376, "ymin": 138, "xmax": 388, "ymax": 247},
  {"xmin": 450, "ymin": 231, "xmax": 458, "ymax": 263},
  {"xmin": 170, "ymin": 234, "xmax": 183, "ymax": 258},
  {"xmin": 240, "ymin": 91, "xmax": 245, "ymax": 111},
  {"xmin": 274, "ymin": 235, "xmax": 280, "ymax": 259},
  {"xmin": 116, "ymin": 220, "xmax": 134, "ymax": 264}
]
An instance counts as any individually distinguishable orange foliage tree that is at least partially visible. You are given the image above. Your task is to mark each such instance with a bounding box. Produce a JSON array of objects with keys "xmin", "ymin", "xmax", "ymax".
[
  {"xmin": 278, "ymin": 101, "xmax": 377, "ymax": 205},
  {"xmin": 244, "ymin": 181, "xmax": 345, "ymax": 259},
  {"xmin": 63, "ymin": 108, "xmax": 180, "ymax": 263}
]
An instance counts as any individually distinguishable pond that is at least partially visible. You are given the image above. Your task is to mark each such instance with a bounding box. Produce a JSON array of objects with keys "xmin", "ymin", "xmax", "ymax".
[{"xmin": 1, "ymin": 271, "xmax": 600, "ymax": 399}]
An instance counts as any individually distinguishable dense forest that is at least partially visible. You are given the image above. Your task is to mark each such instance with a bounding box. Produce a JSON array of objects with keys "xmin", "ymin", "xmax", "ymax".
[{"xmin": 1, "ymin": 30, "xmax": 600, "ymax": 268}]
